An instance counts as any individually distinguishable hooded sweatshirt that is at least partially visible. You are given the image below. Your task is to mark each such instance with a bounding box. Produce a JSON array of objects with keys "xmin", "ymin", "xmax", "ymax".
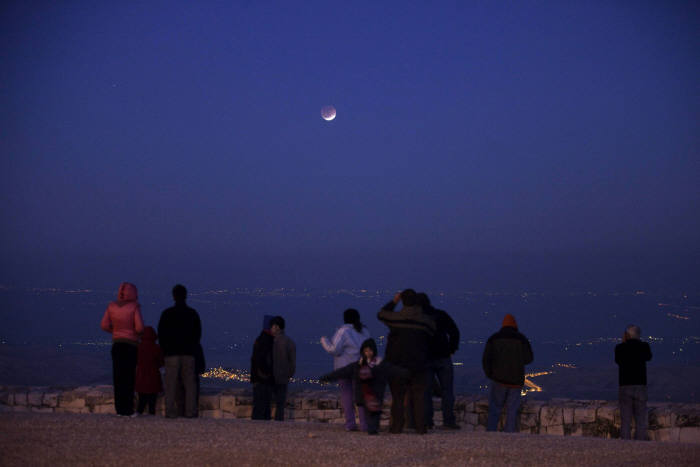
[
  {"xmin": 101, "ymin": 282, "xmax": 144, "ymax": 343},
  {"xmin": 321, "ymin": 323, "xmax": 371, "ymax": 369},
  {"xmin": 135, "ymin": 326, "xmax": 164, "ymax": 394}
]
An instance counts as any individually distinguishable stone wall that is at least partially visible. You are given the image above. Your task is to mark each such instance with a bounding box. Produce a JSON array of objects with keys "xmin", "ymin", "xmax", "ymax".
[{"xmin": 1, "ymin": 385, "xmax": 698, "ymax": 443}]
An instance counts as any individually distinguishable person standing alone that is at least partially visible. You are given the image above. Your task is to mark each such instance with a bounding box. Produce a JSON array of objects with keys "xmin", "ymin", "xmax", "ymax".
[
  {"xmin": 158, "ymin": 284, "xmax": 202, "ymax": 418},
  {"xmin": 482, "ymin": 314, "xmax": 533, "ymax": 432},
  {"xmin": 615, "ymin": 324, "xmax": 652, "ymax": 440}
]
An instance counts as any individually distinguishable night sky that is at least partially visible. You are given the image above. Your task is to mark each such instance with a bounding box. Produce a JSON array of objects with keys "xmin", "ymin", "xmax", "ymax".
[{"xmin": 2, "ymin": 1, "xmax": 698, "ymax": 292}]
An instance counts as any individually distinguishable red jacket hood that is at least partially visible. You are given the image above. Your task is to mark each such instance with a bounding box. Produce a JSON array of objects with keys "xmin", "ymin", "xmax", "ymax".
[
  {"xmin": 142, "ymin": 326, "xmax": 157, "ymax": 342},
  {"xmin": 117, "ymin": 282, "xmax": 138, "ymax": 302}
]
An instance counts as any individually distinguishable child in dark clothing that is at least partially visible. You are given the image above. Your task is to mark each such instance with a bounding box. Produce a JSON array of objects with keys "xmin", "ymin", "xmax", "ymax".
[
  {"xmin": 135, "ymin": 326, "xmax": 164, "ymax": 415},
  {"xmin": 320, "ymin": 338, "xmax": 408, "ymax": 435}
]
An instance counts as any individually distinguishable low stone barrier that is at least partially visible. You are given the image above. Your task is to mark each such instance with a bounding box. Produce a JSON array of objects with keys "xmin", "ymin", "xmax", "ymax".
[{"xmin": 1, "ymin": 385, "xmax": 698, "ymax": 443}]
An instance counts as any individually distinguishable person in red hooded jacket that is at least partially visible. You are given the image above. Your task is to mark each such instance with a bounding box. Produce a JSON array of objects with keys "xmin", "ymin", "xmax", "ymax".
[
  {"xmin": 135, "ymin": 326, "xmax": 164, "ymax": 415},
  {"xmin": 101, "ymin": 282, "xmax": 144, "ymax": 416}
]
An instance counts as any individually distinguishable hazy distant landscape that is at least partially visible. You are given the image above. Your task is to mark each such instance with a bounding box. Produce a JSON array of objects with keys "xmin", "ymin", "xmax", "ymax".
[{"xmin": 1, "ymin": 285, "xmax": 698, "ymax": 402}]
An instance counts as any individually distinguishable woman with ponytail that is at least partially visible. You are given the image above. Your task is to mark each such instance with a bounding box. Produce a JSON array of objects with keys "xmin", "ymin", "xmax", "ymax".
[{"xmin": 320, "ymin": 308, "xmax": 370, "ymax": 431}]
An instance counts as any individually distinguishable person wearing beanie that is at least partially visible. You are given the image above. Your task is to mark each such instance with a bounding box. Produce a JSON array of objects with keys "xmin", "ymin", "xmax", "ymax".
[
  {"xmin": 101, "ymin": 282, "xmax": 144, "ymax": 416},
  {"xmin": 320, "ymin": 338, "xmax": 409, "ymax": 435},
  {"xmin": 157, "ymin": 284, "xmax": 202, "ymax": 418},
  {"xmin": 482, "ymin": 313, "xmax": 533, "ymax": 432},
  {"xmin": 251, "ymin": 315, "xmax": 276, "ymax": 420}
]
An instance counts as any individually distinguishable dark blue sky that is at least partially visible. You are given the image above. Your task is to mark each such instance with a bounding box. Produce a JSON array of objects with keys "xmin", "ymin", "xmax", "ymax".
[{"xmin": 2, "ymin": 1, "xmax": 698, "ymax": 292}]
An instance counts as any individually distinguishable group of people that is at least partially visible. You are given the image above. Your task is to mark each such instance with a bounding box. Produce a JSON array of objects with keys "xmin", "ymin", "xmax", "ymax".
[
  {"xmin": 100, "ymin": 282, "xmax": 203, "ymax": 418},
  {"xmin": 317, "ymin": 289, "xmax": 652, "ymax": 440},
  {"xmin": 317, "ymin": 289, "xmax": 532, "ymax": 436},
  {"xmin": 250, "ymin": 315, "xmax": 297, "ymax": 420},
  {"xmin": 101, "ymin": 283, "xmax": 653, "ymax": 441}
]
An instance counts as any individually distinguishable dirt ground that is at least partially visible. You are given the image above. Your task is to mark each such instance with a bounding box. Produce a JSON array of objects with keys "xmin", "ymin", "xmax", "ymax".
[{"xmin": 1, "ymin": 412, "xmax": 699, "ymax": 466}]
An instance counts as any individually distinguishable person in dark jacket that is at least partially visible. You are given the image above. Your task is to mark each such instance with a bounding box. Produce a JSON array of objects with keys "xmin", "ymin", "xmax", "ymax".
[
  {"xmin": 157, "ymin": 284, "xmax": 202, "ymax": 418},
  {"xmin": 615, "ymin": 324, "xmax": 652, "ymax": 440},
  {"xmin": 270, "ymin": 316, "xmax": 296, "ymax": 421},
  {"xmin": 251, "ymin": 315, "xmax": 275, "ymax": 420},
  {"xmin": 418, "ymin": 293, "xmax": 461, "ymax": 430},
  {"xmin": 377, "ymin": 289, "xmax": 435, "ymax": 434},
  {"xmin": 321, "ymin": 338, "xmax": 409, "ymax": 435},
  {"xmin": 134, "ymin": 326, "xmax": 164, "ymax": 415},
  {"xmin": 482, "ymin": 314, "xmax": 533, "ymax": 432}
]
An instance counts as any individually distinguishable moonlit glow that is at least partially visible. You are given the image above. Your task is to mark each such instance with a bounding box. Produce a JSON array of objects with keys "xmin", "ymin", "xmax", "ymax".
[{"xmin": 321, "ymin": 105, "xmax": 336, "ymax": 121}]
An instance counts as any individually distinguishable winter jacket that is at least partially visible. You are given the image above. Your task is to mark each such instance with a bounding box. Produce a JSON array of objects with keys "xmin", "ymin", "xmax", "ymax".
[
  {"xmin": 424, "ymin": 306, "xmax": 460, "ymax": 359},
  {"xmin": 135, "ymin": 326, "xmax": 164, "ymax": 394},
  {"xmin": 100, "ymin": 282, "xmax": 144, "ymax": 343},
  {"xmin": 273, "ymin": 331, "xmax": 296, "ymax": 384},
  {"xmin": 377, "ymin": 302, "xmax": 435, "ymax": 372},
  {"xmin": 482, "ymin": 326, "xmax": 534, "ymax": 387},
  {"xmin": 320, "ymin": 356, "xmax": 409, "ymax": 410},
  {"xmin": 250, "ymin": 331, "xmax": 275, "ymax": 384},
  {"xmin": 321, "ymin": 324, "xmax": 371, "ymax": 369},
  {"xmin": 615, "ymin": 339, "xmax": 652, "ymax": 386},
  {"xmin": 157, "ymin": 301, "xmax": 202, "ymax": 357}
]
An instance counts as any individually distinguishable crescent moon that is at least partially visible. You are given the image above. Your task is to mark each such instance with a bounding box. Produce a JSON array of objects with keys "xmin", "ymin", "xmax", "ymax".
[{"xmin": 321, "ymin": 105, "xmax": 336, "ymax": 121}]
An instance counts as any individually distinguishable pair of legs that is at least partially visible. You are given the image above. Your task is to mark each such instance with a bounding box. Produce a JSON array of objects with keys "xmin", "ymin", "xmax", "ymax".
[
  {"xmin": 424, "ymin": 357, "xmax": 456, "ymax": 427},
  {"xmin": 487, "ymin": 382, "xmax": 522, "ymax": 432},
  {"xmin": 164, "ymin": 355, "xmax": 197, "ymax": 418},
  {"xmin": 111, "ymin": 342, "xmax": 138, "ymax": 416},
  {"xmin": 619, "ymin": 385, "xmax": 648, "ymax": 440},
  {"xmin": 366, "ymin": 410, "xmax": 381, "ymax": 435},
  {"xmin": 252, "ymin": 382, "xmax": 273, "ymax": 420},
  {"xmin": 389, "ymin": 371, "xmax": 427, "ymax": 434},
  {"xmin": 137, "ymin": 393, "xmax": 157, "ymax": 415},
  {"xmin": 338, "ymin": 378, "xmax": 367, "ymax": 431},
  {"xmin": 273, "ymin": 383, "xmax": 288, "ymax": 421}
]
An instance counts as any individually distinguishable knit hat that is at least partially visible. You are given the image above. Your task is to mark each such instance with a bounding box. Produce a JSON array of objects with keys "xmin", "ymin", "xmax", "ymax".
[
  {"xmin": 502, "ymin": 314, "xmax": 518, "ymax": 329},
  {"xmin": 262, "ymin": 315, "xmax": 275, "ymax": 331}
]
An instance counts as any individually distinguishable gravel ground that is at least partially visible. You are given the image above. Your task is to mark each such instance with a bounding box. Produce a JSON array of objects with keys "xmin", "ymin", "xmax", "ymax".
[{"xmin": 1, "ymin": 412, "xmax": 699, "ymax": 466}]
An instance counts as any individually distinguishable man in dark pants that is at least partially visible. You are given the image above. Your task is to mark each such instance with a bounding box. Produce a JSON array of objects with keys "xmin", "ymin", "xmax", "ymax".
[
  {"xmin": 482, "ymin": 314, "xmax": 533, "ymax": 432},
  {"xmin": 378, "ymin": 289, "xmax": 435, "ymax": 434},
  {"xmin": 251, "ymin": 315, "xmax": 275, "ymax": 420},
  {"xmin": 270, "ymin": 316, "xmax": 296, "ymax": 421},
  {"xmin": 158, "ymin": 284, "xmax": 202, "ymax": 418},
  {"xmin": 418, "ymin": 293, "xmax": 460, "ymax": 430},
  {"xmin": 615, "ymin": 324, "xmax": 652, "ymax": 440}
]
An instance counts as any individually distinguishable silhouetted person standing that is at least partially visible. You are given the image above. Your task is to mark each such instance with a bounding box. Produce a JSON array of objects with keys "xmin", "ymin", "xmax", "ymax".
[
  {"xmin": 378, "ymin": 289, "xmax": 435, "ymax": 434},
  {"xmin": 418, "ymin": 293, "xmax": 461, "ymax": 430},
  {"xmin": 615, "ymin": 324, "xmax": 652, "ymax": 440},
  {"xmin": 158, "ymin": 284, "xmax": 201, "ymax": 418},
  {"xmin": 271, "ymin": 316, "xmax": 296, "ymax": 421},
  {"xmin": 482, "ymin": 314, "xmax": 533, "ymax": 432},
  {"xmin": 251, "ymin": 315, "xmax": 275, "ymax": 420}
]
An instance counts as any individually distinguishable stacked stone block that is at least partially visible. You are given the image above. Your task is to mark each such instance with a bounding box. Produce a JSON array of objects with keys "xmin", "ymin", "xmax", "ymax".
[{"xmin": 1, "ymin": 385, "xmax": 698, "ymax": 443}]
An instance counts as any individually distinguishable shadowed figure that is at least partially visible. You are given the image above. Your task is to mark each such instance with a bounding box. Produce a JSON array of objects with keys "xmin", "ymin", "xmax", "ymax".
[
  {"xmin": 615, "ymin": 324, "xmax": 653, "ymax": 440},
  {"xmin": 482, "ymin": 314, "xmax": 533, "ymax": 432},
  {"xmin": 158, "ymin": 284, "xmax": 202, "ymax": 418}
]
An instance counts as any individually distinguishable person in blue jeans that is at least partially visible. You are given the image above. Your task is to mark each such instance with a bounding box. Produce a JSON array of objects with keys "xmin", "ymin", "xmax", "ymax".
[
  {"xmin": 615, "ymin": 324, "xmax": 652, "ymax": 440},
  {"xmin": 482, "ymin": 314, "xmax": 533, "ymax": 432},
  {"xmin": 418, "ymin": 293, "xmax": 461, "ymax": 430}
]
